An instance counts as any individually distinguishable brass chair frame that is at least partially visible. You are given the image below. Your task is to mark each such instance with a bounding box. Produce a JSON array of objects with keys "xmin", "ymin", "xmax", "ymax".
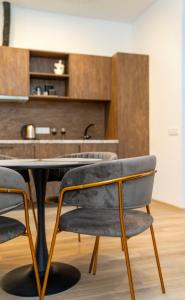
[
  {"xmin": 0, "ymin": 187, "xmax": 41, "ymax": 297},
  {"xmin": 40, "ymin": 170, "xmax": 165, "ymax": 300},
  {"xmin": 27, "ymin": 179, "xmax": 37, "ymax": 230}
]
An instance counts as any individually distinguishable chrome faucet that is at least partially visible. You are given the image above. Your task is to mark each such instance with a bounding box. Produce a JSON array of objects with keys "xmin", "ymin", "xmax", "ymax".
[{"xmin": 83, "ymin": 123, "xmax": 96, "ymax": 139}]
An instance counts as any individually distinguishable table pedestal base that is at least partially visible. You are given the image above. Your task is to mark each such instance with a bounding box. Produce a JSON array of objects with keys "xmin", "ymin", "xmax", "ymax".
[{"xmin": 1, "ymin": 262, "xmax": 81, "ymax": 297}]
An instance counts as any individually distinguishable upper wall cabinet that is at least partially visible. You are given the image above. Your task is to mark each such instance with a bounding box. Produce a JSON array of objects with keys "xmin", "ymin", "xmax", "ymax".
[
  {"xmin": 69, "ymin": 54, "xmax": 111, "ymax": 101},
  {"xmin": 29, "ymin": 50, "xmax": 70, "ymax": 101},
  {"xmin": 0, "ymin": 46, "xmax": 29, "ymax": 100},
  {"xmin": 0, "ymin": 47, "xmax": 112, "ymax": 102}
]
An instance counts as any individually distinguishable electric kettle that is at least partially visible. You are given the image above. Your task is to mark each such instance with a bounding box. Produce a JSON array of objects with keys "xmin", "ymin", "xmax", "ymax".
[{"xmin": 21, "ymin": 124, "xmax": 36, "ymax": 139}]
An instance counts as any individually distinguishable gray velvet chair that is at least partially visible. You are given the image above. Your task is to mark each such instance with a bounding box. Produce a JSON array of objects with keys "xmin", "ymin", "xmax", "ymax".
[
  {"xmin": 47, "ymin": 151, "xmax": 118, "ymax": 242},
  {"xmin": 41, "ymin": 155, "xmax": 165, "ymax": 300},
  {"xmin": 0, "ymin": 154, "xmax": 37, "ymax": 228},
  {"xmin": 0, "ymin": 166, "xmax": 40, "ymax": 296}
]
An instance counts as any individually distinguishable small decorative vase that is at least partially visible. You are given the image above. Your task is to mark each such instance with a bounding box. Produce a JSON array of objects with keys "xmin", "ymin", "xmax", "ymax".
[{"xmin": 54, "ymin": 60, "xmax": 65, "ymax": 75}]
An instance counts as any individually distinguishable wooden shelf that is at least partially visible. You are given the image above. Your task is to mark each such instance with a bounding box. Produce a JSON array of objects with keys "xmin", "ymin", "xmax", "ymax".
[
  {"xmin": 30, "ymin": 72, "xmax": 69, "ymax": 80},
  {"xmin": 30, "ymin": 49, "xmax": 69, "ymax": 58},
  {"xmin": 29, "ymin": 95, "xmax": 70, "ymax": 101},
  {"xmin": 29, "ymin": 95, "xmax": 111, "ymax": 102}
]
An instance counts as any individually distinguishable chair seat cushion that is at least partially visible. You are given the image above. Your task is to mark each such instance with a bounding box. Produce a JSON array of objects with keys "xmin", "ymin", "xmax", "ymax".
[
  {"xmin": 60, "ymin": 208, "xmax": 153, "ymax": 238},
  {"xmin": 0, "ymin": 216, "xmax": 26, "ymax": 244}
]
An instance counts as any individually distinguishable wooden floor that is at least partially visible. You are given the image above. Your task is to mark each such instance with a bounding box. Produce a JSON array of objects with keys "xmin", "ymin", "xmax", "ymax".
[{"xmin": 0, "ymin": 201, "xmax": 185, "ymax": 300}]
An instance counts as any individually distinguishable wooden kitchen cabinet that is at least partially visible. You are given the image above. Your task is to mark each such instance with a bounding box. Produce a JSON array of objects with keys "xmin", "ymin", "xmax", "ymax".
[
  {"xmin": 35, "ymin": 144, "xmax": 81, "ymax": 158},
  {"xmin": 0, "ymin": 47, "xmax": 112, "ymax": 102},
  {"xmin": 0, "ymin": 46, "xmax": 29, "ymax": 97},
  {"xmin": 69, "ymin": 54, "xmax": 111, "ymax": 100},
  {"xmin": 0, "ymin": 144, "xmax": 35, "ymax": 158},
  {"xmin": 106, "ymin": 53, "xmax": 149, "ymax": 158}
]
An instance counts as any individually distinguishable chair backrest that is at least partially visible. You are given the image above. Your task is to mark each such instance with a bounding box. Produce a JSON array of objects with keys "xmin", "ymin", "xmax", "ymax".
[
  {"xmin": 0, "ymin": 167, "xmax": 26, "ymax": 215},
  {"xmin": 0, "ymin": 154, "xmax": 30, "ymax": 182},
  {"xmin": 61, "ymin": 152, "xmax": 118, "ymax": 160},
  {"xmin": 61, "ymin": 155, "xmax": 156, "ymax": 209}
]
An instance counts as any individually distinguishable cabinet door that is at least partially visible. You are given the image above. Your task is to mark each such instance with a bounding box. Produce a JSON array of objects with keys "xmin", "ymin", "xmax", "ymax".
[
  {"xmin": 69, "ymin": 54, "xmax": 111, "ymax": 100},
  {"xmin": 109, "ymin": 53, "xmax": 149, "ymax": 158},
  {"xmin": 35, "ymin": 144, "xmax": 81, "ymax": 159},
  {"xmin": 0, "ymin": 46, "xmax": 29, "ymax": 97},
  {"xmin": 80, "ymin": 143, "xmax": 118, "ymax": 155},
  {"xmin": 0, "ymin": 144, "xmax": 35, "ymax": 158}
]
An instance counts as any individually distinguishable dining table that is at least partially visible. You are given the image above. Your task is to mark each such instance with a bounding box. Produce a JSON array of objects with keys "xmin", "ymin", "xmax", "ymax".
[{"xmin": 0, "ymin": 157, "xmax": 101, "ymax": 297}]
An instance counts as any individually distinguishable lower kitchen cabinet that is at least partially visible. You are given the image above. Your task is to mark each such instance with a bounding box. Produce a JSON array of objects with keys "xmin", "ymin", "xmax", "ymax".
[
  {"xmin": 0, "ymin": 142, "xmax": 118, "ymax": 159},
  {"xmin": 0, "ymin": 144, "xmax": 35, "ymax": 158},
  {"xmin": 34, "ymin": 144, "xmax": 81, "ymax": 158}
]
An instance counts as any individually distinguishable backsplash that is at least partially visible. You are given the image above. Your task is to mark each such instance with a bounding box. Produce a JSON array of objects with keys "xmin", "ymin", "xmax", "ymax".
[{"xmin": 0, "ymin": 101, "xmax": 105, "ymax": 140}]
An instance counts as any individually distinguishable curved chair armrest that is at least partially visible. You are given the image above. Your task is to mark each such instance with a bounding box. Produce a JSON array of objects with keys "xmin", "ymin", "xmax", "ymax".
[
  {"xmin": 56, "ymin": 170, "xmax": 156, "ymax": 226},
  {"xmin": 0, "ymin": 187, "xmax": 29, "ymax": 224},
  {"xmin": 63, "ymin": 170, "xmax": 156, "ymax": 192},
  {"xmin": 61, "ymin": 156, "xmax": 156, "ymax": 190},
  {"xmin": 60, "ymin": 156, "xmax": 156, "ymax": 209}
]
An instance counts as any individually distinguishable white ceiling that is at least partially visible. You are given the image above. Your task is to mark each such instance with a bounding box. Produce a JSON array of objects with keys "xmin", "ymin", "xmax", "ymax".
[{"xmin": 9, "ymin": 0, "xmax": 157, "ymax": 22}]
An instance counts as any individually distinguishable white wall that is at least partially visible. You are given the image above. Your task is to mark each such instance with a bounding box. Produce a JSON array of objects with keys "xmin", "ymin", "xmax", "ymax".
[
  {"xmin": 182, "ymin": 1, "xmax": 185, "ymax": 207},
  {"xmin": 0, "ymin": 5, "xmax": 133, "ymax": 56},
  {"xmin": 133, "ymin": 0, "xmax": 184, "ymax": 207}
]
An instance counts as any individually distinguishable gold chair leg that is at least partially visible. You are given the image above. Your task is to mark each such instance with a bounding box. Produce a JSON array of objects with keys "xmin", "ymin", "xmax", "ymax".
[
  {"xmin": 118, "ymin": 180, "xmax": 135, "ymax": 300},
  {"xmin": 23, "ymin": 191, "xmax": 40, "ymax": 297},
  {"xmin": 92, "ymin": 236, "xmax": 100, "ymax": 275},
  {"xmin": 78, "ymin": 233, "xmax": 81, "ymax": 242},
  {"xmin": 121, "ymin": 237, "xmax": 125, "ymax": 251},
  {"xmin": 146, "ymin": 205, "xmax": 165, "ymax": 293},
  {"xmin": 122, "ymin": 236, "xmax": 135, "ymax": 300},
  {"xmin": 89, "ymin": 236, "xmax": 100, "ymax": 275},
  {"xmin": 149, "ymin": 224, "xmax": 165, "ymax": 293},
  {"xmin": 28, "ymin": 181, "xmax": 37, "ymax": 230},
  {"xmin": 76, "ymin": 206, "xmax": 81, "ymax": 242},
  {"xmin": 27, "ymin": 228, "xmax": 41, "ymax": 297},
  {"xmin": 41, "ymin": 190, "xmax": 65, "ymax": 300},
  {"xmin": 40, "ymin": 220, "xmax": 59, "ymax": 300}
]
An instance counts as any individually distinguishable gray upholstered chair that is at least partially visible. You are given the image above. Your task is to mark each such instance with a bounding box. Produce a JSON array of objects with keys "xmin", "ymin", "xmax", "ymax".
[
  {"xmin": 47, "ymin": 151, "xmax": 118, "ymax": 242},
  {"xmin": 0, "ymin": 155, "xmax": 37, "ymax": 228},
  {"xmin": 0, "ymin": 167, "xmax": 40, "ymax": 296},
  {"xmin": 41, "ymin": 155, "xmax": 165, "ymax": 300}
]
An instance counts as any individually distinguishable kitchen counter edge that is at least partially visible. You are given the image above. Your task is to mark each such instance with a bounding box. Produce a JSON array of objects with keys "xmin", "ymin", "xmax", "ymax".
[{"xmin": 0, "ymin": 140, "xmax": 119, "ymax": 144}]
